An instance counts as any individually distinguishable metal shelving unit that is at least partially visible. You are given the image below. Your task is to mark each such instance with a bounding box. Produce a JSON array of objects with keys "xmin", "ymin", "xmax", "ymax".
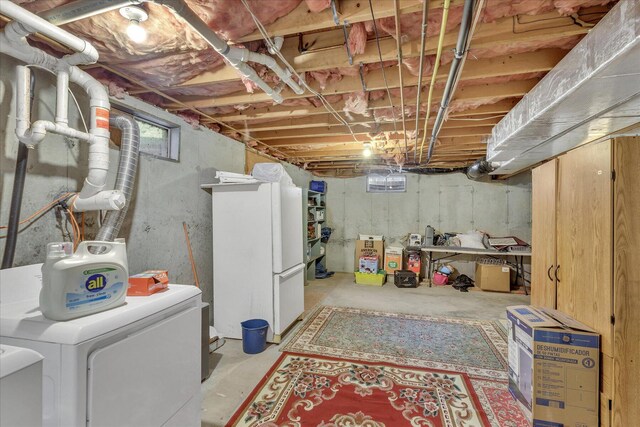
[{"xmin": 303, "ymin": 189, "xmax": 327, "ymax": 282}]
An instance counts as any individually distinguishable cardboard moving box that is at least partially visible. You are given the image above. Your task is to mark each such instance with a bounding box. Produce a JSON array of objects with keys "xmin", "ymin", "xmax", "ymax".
[
  {"xmin": 475, "ymin": 261, "xmax": 511, "ymax": 292},
  {"xmin": 384, "ymin": 246, "xmax": 403, "ymax": 275},
  {"xmin": 354, "ymin": 236, "xmax": 384, "ymax": 270},
  {"xmin": 507, "ymin": 305, "xmax": 600, "ymax": 427}
]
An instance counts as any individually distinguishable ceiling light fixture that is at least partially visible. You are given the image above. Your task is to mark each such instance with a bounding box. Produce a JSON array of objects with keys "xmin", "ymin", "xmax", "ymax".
[
  {"xmin": 363, "ymin": 143, "xmax": 373, "ymax": 158},
  {"xmin": 119, "ymin": 6, "xmax": 149, "ymax": 43}
]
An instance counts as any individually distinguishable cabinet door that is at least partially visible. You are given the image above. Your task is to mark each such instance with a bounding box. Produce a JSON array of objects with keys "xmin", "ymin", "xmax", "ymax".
[
  {"xmin": 557, "ymin": 141, "xmax": 613, "ymax": 356},
  {"xmin": 612, "ymin": 137, "xmax": 640, "ymax": 427},
  {"xmin": 531, "ymin": 159, "xmax": 558, "ymax": 308}
]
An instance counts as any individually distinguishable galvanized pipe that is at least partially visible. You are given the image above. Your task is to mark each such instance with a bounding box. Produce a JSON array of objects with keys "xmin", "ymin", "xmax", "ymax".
[{"xmin": 426, "ymin": 0, "xmax": 475, "ymax": 163}]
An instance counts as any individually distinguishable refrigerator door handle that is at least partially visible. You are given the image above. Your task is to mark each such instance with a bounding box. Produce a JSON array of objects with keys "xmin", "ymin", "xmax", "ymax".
[{"xmin": 278, "ymin": 264, "xmax": 305, "ymax": 280}]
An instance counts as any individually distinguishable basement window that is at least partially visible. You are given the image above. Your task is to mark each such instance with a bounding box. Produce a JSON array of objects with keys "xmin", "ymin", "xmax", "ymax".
[
  {"xmin": 112, "ymin": 107, "xmax": 180, "ymax": 161},
  {"xmin": 366, "ymin": 174, "xmax": 407, "ymax": 193}
]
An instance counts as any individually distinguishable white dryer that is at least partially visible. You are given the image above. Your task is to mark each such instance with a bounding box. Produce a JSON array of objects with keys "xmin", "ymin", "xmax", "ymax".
[
  {"xmin": 0, "ymin": 264, "xmax": 202, "ymax": 427},
  {"xmin": 0, "ymin": 344, "xmax": 43, "ymax": 427}
]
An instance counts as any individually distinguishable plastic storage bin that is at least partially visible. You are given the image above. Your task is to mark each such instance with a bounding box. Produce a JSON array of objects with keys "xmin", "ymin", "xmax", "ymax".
[
  {"xmin": 240, "ymin": 319, "xmax": 269, "ymax": 354},
  {"xmin": 310, "ymin": 180, "xmax": 327, "ymax": 193},
  {"xmin": 354, "ymin": 270, "xmax": 387, "ymax": 286}
]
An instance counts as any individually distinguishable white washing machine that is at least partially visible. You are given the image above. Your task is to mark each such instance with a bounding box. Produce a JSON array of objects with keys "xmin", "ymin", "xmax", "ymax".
[
  {"xmin": 0, "ymin": 344, "xmax": 44, "ymax": 427},
  {"xmin": 0, "ymin": 264, "xmax": 202, "ymax": 427}
]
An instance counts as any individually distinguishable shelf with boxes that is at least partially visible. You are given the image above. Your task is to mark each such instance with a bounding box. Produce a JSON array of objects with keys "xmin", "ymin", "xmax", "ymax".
[{"xmin": 303, "ymin": 187, "xmax": 327, "ymax": 282}]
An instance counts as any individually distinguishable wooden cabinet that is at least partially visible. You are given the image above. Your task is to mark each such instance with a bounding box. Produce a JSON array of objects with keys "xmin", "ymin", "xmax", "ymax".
[
  {"xmin": 531, "ymin": 159, "xmax": 557, "ymax": 308},
  {"xmin": 530, "ymin": 137, "xmax": 640, "ymax": 427},
  {"xmin": 557, "ymin": 141, "xmax": 614, "ymax": 356}
]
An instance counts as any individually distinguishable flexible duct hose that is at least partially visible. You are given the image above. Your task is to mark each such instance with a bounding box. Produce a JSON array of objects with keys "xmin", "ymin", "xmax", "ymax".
[{"xmin": 95, "ymin": 114, "xmax": 140, "ymax": 241}]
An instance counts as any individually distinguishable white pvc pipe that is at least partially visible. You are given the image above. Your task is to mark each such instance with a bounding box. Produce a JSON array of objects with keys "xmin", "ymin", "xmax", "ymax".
[
  {"xmin": 0, "ymin": 5, "xmax": 120, "ymax": 212},
  {"xmin": 15, "ymin": 65, "xmax": 31, "ymax": 139},
  {"xmin": 55, "ymin": 70, "xmax": 69, "ymax": 125},
  {"xmin": 72, "ymin": 190, "xmax": 126, "ymax": 211},
  {"xmin": 268, "ymin": 36, "xmax": 284, "ymax": 55},
  {"xmin": 0, "ymin": 1, "xmax": 98, "ymax": 64}
]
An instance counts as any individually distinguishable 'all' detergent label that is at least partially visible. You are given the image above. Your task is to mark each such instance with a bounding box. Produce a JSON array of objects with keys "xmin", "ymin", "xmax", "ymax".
[{"xmin": 65, "ymin": 267, "xmax": 124, "ymax": 311}]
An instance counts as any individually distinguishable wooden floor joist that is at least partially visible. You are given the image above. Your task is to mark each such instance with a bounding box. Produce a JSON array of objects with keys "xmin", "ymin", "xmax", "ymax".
[{"xmin": 169, "ymin": 50, "xmax": 559, "ymax": 109}]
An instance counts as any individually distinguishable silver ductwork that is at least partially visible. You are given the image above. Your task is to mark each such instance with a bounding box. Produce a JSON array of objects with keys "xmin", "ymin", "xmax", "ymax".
[
  {"xmin": 95, "ymin": 114, "xmax": 140, "ymax": 241},
  {"xmin": 465, "ymin": 158, "xmax": 498, "ymax": 180},
  {"xmin": 487, "ymin": 0, "xmax": 640, "ymax": 175}
]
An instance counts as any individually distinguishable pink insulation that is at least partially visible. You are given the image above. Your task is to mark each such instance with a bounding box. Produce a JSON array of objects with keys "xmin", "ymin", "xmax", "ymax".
[
  {"xmin": 305, "ymin": 0, "xmax": 331, "ymax": 13},
  {"xmin": 15, "ymin": 0, "xmax": 300, "ymax": 89},
  {"xmin": 176, "ymin": 111, "xmax": 202, "ymax": 128},
  {"xmin": 10, "ymin": 0, "xmax": 616, "ymax": 137},
  {"xmin": 309, "ymin": 69, "xmax": 343, "ymax": 90},
  {"xmin": 347, "ymin": 22, "xmax": 368, "ymax": 55},
  {"xmin": 402, "ymin": 55, "xmax": 435, "ymax": 76},
  {"xmin": 343, "ymin": 92, "xmax": 369, "ymax": 119}
]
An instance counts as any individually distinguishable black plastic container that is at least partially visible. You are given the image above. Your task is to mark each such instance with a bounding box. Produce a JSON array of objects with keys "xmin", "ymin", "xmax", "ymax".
[{"xmin": 394, "ymin": 270, "xmax": 418, "ymax": 288}]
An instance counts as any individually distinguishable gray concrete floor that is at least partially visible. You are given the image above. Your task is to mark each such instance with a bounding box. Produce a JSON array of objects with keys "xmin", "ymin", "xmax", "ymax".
[{"xmin": 200, "ymin": 272, "xmax": 529, "ymax": 427}]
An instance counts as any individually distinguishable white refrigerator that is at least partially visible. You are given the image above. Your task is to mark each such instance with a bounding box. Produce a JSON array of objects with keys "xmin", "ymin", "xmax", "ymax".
[{"xmin": 202, "ymin": 181, "xmax": 304, "ymax": 343}]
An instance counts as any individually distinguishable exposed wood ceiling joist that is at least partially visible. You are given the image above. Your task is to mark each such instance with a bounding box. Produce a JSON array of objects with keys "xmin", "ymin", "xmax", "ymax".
[{"xmin": 178, "ymin": 11, "xmax": 592, "ymax": 87}]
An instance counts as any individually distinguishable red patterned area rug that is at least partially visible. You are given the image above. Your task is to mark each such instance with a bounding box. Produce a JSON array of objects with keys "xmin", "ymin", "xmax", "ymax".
[{"xmin": 227, "ymin": 353, "xmax": 528, "ymax": 427}]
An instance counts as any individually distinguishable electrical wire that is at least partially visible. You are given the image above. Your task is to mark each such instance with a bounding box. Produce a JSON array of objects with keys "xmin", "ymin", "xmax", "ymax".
[
  {"xmin": 424, "ymin": 0, "xmax": 485, "ymax": 165},
  {"xmin": 413, "ymin": 0, "xmax": 430, "ymax": 164},
  {"xmin": 66, "ymin": 206, "xmax": 80, "ymax": 249},
  {"xmin": 240, "ymin": 0, "xmax": 360, "ymax": 142},
  {"xmin": 0, "ymin": 193, "xmax": 73, "ymax": 232},
  {"xmin": 66, "ymin": 208, "xmax": 78, "ymax": 249},
  {"xmin": 68, "ymin": 89, "xmax": 88, "ymax": 133},
  {"xmin": 367, "ymin": 0, "xmax": 398, "ymax": 136},
  {"xmin": 393, "ymin": 0, "xmax": 408, "ymax": 161},
  {"xmin": 418, "ymin": 0, "xmax": 450, "ymax": 164}
]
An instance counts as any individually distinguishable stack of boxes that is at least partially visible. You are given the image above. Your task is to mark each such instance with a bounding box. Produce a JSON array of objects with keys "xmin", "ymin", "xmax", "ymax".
[{"xmin": 354, "ymin": 235, "xmax": 386, "ymax": 285}]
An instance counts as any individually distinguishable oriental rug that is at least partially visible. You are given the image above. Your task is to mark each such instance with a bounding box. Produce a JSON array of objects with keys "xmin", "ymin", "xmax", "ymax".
[
  {"xmin": 282, "ymin": 306, "xmax": 509, "ymax": 380},
  {"xmin": 227, "ymin": 353, "xmax": 527, "ymax": 427}
]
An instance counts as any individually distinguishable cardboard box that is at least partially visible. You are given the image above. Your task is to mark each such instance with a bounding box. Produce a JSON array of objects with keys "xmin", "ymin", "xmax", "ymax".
[
  {"xmin": 358, "ymin": 234, "xmax": 383, "ymax": 241},
  {"xmin": 354, "ymin": 237, "xmax": 384, "ymax": 270},
  {"xmin": 354, "ymin": 270, "xmax": 387, "ymax": 286},
  {"xmin": 384, "ymin": 246, "xmax": 403, "ymax": 275},
  {"xmin": 359, "ymin": 256, "xmax": 379, "ymax": 273},
  {"xmin": 507, "ymin": 306, "xmax": 600, "ymax": 427},
  {"xmin": 128, "ymin": 270, "xmax": 169, "ymax": 296},
  {"xmin": 475, "ymin": 261, "xmax": 510, "ymax": 292},
  {"xmin": 409, "ymin": 234, "xmax": 422, "ymax": 246}
]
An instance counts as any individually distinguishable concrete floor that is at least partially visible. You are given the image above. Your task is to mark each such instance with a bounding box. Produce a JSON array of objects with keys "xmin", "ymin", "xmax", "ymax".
[{"xmin": 200, "ymin": 272, "xmax": 529, "ymax": 427}]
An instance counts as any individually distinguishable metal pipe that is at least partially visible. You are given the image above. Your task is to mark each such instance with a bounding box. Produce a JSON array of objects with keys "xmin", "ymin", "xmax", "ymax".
[
  {"xmin": 426, "ymin": 0, "xmax": 475, "ymax": 163},
  {"xmin": 412, "ymin": 0, "xmax": 429, "ymax": 164},
  {"xmin": 393, "ymin": 0, "xmax": 408, "ymax": 162},
  {"xmin": 1, "ymin": 69, "xmax": 35, "ymax": 269},
  {"xmin": 96, "ymin": 114, "xmax": 140, "ymax": 241}
]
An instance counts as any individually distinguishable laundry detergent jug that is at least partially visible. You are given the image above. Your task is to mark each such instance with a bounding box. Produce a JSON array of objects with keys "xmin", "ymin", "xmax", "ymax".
[{"xmin": 40, "ymin": 240, "xmax": 129, "ymax": 321}]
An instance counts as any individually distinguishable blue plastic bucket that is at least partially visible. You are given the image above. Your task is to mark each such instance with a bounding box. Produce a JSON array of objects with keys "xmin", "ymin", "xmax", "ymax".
[{"xmin": 241, "ymin": 319, "xmax": 269, "ymax": 354}]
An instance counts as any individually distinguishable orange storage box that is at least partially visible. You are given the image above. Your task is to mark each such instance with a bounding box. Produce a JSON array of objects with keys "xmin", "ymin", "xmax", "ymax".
[{"xmin": 128, "ymin": 270, "xmax": 169, "ymax": 296}]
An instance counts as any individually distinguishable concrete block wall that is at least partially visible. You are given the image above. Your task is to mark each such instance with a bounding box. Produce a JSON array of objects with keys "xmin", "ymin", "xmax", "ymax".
[
  {"xmin": 0, "ymin": 55, "xmax": 312, "ymax": 318},
  {"xmin": 323, "ymin": 172, "xmax": 532, "ymax": 277}
]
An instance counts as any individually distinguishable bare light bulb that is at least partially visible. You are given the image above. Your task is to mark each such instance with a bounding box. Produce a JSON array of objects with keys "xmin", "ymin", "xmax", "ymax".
[
  {"xmin": 363, "ymin": 147, "xmax": 372, "ymax": 158},
  {"xmin": 127, "ymin": 20, "xmax": 147, "ymax": 43}
]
